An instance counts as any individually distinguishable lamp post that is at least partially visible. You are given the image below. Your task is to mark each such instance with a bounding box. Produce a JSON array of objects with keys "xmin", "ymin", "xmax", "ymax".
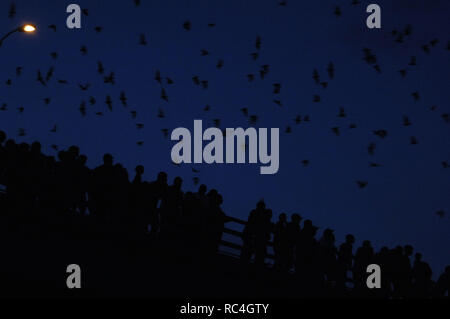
[{"xmin": 0, "ymin": 24, "xmax": 36, "ymax": 47}]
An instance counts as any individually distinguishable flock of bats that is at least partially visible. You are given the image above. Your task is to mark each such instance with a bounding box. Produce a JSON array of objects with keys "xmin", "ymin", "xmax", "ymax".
[{"xmin": 2, "ymin": 1, "xmax": 449, "ymax": 219}]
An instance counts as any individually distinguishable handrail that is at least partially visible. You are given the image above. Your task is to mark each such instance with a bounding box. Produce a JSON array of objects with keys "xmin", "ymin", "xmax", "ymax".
[
  {"xmin": 220, "ymin": 216, "xmax": 275, "ymax": 260},
  {"xmin": 225, "ymin": 215, "xmax": 248, "ymax": 225}
]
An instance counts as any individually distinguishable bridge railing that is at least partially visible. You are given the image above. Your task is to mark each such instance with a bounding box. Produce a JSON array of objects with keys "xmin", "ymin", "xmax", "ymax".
[
  {"xmin": 219, "ymin": 215, "xmax": 275, "ymax": 261},
  {"xmin": 0, "ymin": 185, "xmax": 274, "ymax": 261}
]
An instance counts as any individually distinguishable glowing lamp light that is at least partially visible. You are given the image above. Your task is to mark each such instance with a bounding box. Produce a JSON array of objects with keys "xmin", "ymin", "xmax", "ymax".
[{"xmin": 22, "ymin": 24, "xmax": 36, "ymax": 33}]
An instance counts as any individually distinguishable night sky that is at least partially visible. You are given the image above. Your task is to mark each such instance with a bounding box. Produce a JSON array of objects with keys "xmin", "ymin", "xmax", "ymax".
[{"xmin": 1, "ymin": 0, "xmax": 449, "ymax": 277}]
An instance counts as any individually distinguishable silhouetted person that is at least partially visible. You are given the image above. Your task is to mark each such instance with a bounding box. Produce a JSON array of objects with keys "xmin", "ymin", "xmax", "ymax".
[
  {"xmin": 411, "ymin": 253, "xmax": 432, "ymax": 298},
  {"xmin": 73, "ymin": 154, "xmax": 90, "ymax": 215},
  {"xmin": 128, "ymin": 165, "xmax": 146, "ymax": 239},
  {"xmin": 0, "ymin": 131, "xmax": 6, "ymax": 184},
  {"xmin": 354, "ymin": 240, "xmax": 374, "ymax": 289},
  {"xmin": 8, "ymin": 142, "xmax": 34, "ymax": 231},
  {"xmin": 0, "ymin": 130, "xmax": 6, "ymax": 145},
  {"xmin": 254, "ymin": 208, "xmax": 273, "ymax": 266},
  {"xmin": 89, "ymin": 153, "xmax": 116, "ymax": 226},
  {"xmin": 0, "ymin": 131, "xmax": 6, "ymax": 218},
  {"xmin": 133, "ymin": 165, "xmax": 144, "ymax": 184},
  {"xmin": 180, "ymin": 191, "xmax": 199, "ymax": 251},
  {"xmin": 111, "ymin": 163, "xmax": 130, "ymax": 228},
  {"xmin": 336, "ymin": 234, "xmax": 355, "ymax": 290},
  {"xmin": 373, "ymin": 246, "xmax": 391, "ymax": 297},
  {"xmin": 273, "ymin": 213, "xmax": 289, "ymax": 272},
  {"xmin": 160, "ymin": 176, "xmax": 183, "ymax": 238},
  {"xmin": 192, "ymin": 185, "xmax": 209, "ymax": 255},
  {"xmin": 317, "ymin": 228, "xmax": 337, "ymax": 284},
  {"xmin": 147, "ymin": 171, "xmax": 168, "ymax": 236},
  {"xmin": 241, "ymin": 201, "xmax": 265, "ymax": 262},
  {"xmin": 389, "ymin": 245, "xmax": 413, "ymax": 298},
  {"xmin": 397, "ymin": 245, "xmax": 414, "ymax": 298},
  {"xmin": 38, "ymin": 155, "xmax": 58, "ymax": 223},
  {"xmin": 204, "ymin": 189, "xmax": 229, "ymax": 258},
  {"xmin": 434, "ymin": 266, "xmax": 450, "ymax": 298},
  {"xmin": 296, "ymin": 219, "xmax": 319, "ymax": 291},
  {"xmin": 287, "ymin": 213, "xmax": 302, "ymax": 271}
]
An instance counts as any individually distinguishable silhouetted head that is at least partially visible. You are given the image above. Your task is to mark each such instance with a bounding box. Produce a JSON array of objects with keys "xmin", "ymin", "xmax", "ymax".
[
  {"xmin": 404, "ymin": 245, "xmax": 413, "ymax": 256},
  {"xmin": 116, "ymin": 164, "xmax": 129, "ymax": 180},
  {"xmin": 78, "ymin": 154, "xmax": 87, "ymax": 165},
  {"xmin": 0, "ymin": 130, "xmax": 6, "ymax": 144},
  {"xmin": 323, "ymin": 228, "xmax": 335, "ymax": 242},
  {"xmin": 208, "ymin": 189, "xmax": 218, "ymax": 198},
  {"xmin": 256, "ymin": 200, "xmax": 266, "ymax": 210},
  {"xmin": 345, "ymin": 234, "xmax": 355, "ymax": 244},
  {"xmin": 68, "ymin": 145, "xmax": 80, "ymax": 157},
  {"xmin": 185, "ymin": 191, "xmax": 194, "ymax": 200},
  {"xmin": 157, "ymin": 171, "xmax": 167, "ymax": 184},
  {"xmin": 303, "ymin": 219, "xmax": 313, "ymax": 228},
  {"xmin": 103, "ymin": 153, "xmax": 114, "ymax": 166},
  {"xmin": 207, "ymin": 189, "xmax": 219, "ymax": 206},
  {"xmin": 198, "ymin": 184, "xmax": 207, "ymax": 195},
  {"xmin": 173, "ymin": 176, "xmax": 182, "ymax": 189},
  {"xmin": 5, "ymin": 139, "xmax": 15, "ymax": 149},
  {"xmin": 58, "ymin": 150, "xmax": 66, "ymax": 161},
  {"xmin": 135, "ymin": 165, "xmax": 144, "ymax": 175},
  {"xmin": 415, "ymin": 253, "xmax": 422, "ymax": 261},
  {"xmin": 279, "ymin": 213, "xmax": 287, "ymax": 222},
  {"xmin": 362, "ymin": 240, "xmax": 371, "ymax": 248},
  {"xmin": 19, "ymin": 142, "xmax": 29, "ymax": 153},
  {"xmin": 46, "ymin": 156, "xmax": 56, "ymax": 166},
  {"xmin": 291, "ymin": 213, "xmax": 301, "ymax": 224},
  {"xmin": 445, "ymin": 266, "xmax": 450, "ymax": 275},
  {"xmin": 31, "ymin": 141, "xmax": 41, "ymax": 154}
]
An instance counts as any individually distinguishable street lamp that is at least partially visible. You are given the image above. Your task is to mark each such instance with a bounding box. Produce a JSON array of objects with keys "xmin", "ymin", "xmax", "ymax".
[
  {"xmin": 0, "ymin": 24, "xmax": 36, "ymax": 47},
  {"xmin": 22, "ymin": 24, "xmax": 36, "ymax": 33}
]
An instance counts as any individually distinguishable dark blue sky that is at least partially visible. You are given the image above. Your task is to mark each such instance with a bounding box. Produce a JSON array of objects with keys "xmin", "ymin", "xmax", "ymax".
[{"xmin": 1, "ymin": 0, "xmax": 449, "ymax": 276}]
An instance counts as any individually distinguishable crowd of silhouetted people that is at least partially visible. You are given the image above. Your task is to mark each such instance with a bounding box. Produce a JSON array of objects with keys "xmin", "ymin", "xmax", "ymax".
[
  {"xmin": 241, "ymin": 201, "xmax": 449, "ymax": 298},
  {"xmin": 0, "ymin": 130, "xmax": 448, "ymax": 298},
  {"xmin": 0, "ymin": 131, "xmax": 228, "ymax": 259}
]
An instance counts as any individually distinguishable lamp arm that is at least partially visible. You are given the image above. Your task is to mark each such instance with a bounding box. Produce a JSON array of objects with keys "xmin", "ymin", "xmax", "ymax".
[{"xmin": 0, "ymin": 27, "xmax": 21, "ymax": 47}]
